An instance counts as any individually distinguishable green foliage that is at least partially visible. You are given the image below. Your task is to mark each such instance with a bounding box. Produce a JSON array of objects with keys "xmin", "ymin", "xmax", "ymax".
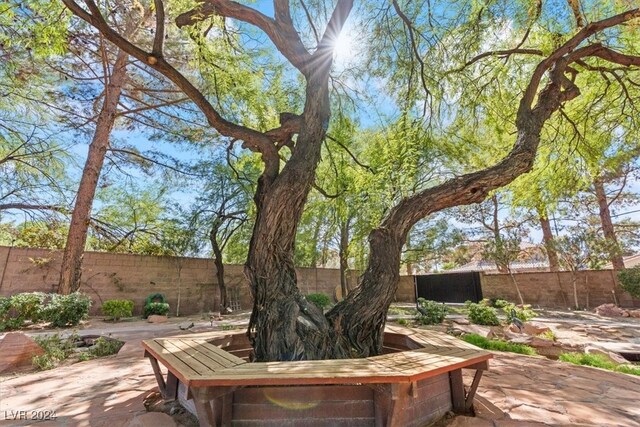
[
  {"xmin": 397, "ymin": 319, "xmax": 409, "ymax": 326},
  {"xmin": 306, "ymin": 293, "xmax": 332, "ymax": 310},
  {"xmin": 32, "ymin": 333, "xmax": 77, "ymax": 370},
  {"xmin": 501, "ymin": 302, "xmax": 537, "ymax": 323},
  {"xmin": 42, "ymin": 293, "xmax": 91, "ymax": 327},
  {"xmin": 537, "ymin": 330, "xmax": 557, "ymax": 341},
  {"xmin": 388, "ymin": 306, "xmax": 418, "ymax": 316},
  {"xmin": 416, "ymin": 298, "xmax": 448, "ymax": 325},
  {"xmin": 101, "ymin": 300, "xmax": 134, "ymax": 321},
  {"xmin": 559, "ymin": 353, "xmax": 640, "ymax": 376},
  {"xmin": 461, "ymin": 334, "xmax": 537, "ymax": 355},
  {"xmin": 465, "ymin": 301, "xmax": 500, "ymax": 326},
  {"xmin": 618, "ymin": 267, "xmax": 640, "ymax": 299},
  {"xmin": 220, "ymin": 323, "xmax": 234, "ymax": 331},
  {"xmin": 144, "ymin": 293, "xmax": 167, "ymax": 306},
  {"xmin": 10, "ymin": 292, "xmax": 46, "ymax": 322},
  {"xmin": 88, "ymin": 337, "xmax": 124, "ymax": 357},
  {"xmin": 144, "ymin": 302, "xmax": 170, "ymax": 318}
]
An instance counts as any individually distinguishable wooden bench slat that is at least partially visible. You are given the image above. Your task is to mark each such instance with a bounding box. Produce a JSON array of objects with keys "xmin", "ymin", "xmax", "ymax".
[
  {"xmin": 181, "ymin": 339, "xmax": 247, "ymax": 368},
  {"xmin": 155, "ymin": 339, "xmax": 222, "ymax": 377}
]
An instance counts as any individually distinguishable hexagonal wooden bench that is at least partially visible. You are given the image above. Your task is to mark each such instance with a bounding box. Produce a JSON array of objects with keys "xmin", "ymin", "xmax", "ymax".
[{"xmin": 142, "ymin": 324, "xmax": 491, "ymax": 426}]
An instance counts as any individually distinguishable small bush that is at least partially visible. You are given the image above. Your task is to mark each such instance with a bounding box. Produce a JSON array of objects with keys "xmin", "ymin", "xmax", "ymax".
[
  {"xmin": 102, "ymin": 299, "xmax": 134, "ymax": 321},
  {"xmin": 42, "ymin": 292, "xmax": 92, "ymax": 327},
  {"xmin": 461, "ymin": 333, "xmax": 537, "ymax": 355},
  {"xmin": 144, "ymin": 293, "xmax": 167, "ymax": 306},
  {"xmin": 397, "ymin": 318, "xmax": 409, "ymax": 326},
  {"xmin": 465, "ymin": 301, "xmax": 500, "ymax": 326},
  {"xmin": 89, "ymin": 337, "xmax": 124, "ymax": 357},
  {"xmin": 306, "ymin": 293, "xmax": 331, "ymax": 310},
  {"xmin": 10, "ymin": 292, "xmax": 46, "ymax": 322},
  {"xmin": 32, "ymin": 333, "xmax": 78, "ymax": 370},
  {"xmin": 618, "ymin": 267, "xmax": 640, "ymax": 299},
  {"xmin": 502, "ymin": 302, "xmax": 537, "ymax": 323},
  {"xmin": 416, "ymin": 298, "xmax": 448, "ymax": 325},
  {"xmin": 144, "ymin": 302, "xmax": 170, "ymax": 318}
]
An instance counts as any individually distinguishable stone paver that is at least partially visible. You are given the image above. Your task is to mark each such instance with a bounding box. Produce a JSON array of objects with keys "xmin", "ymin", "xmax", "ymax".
[
  {"xmin": 456, "ymin": 352, "xmax": 640, "ymax": 427},
  {"xmin": 1, "ymin": 311, "xmax": 639, "ymax": 426}
]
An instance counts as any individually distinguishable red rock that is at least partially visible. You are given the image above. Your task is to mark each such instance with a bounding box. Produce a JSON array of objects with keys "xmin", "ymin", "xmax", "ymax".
[
  {"xmin": 629, "ymin": 309, "xmax": 640, "ymax": 318},
  {"xmin": 147, "ymin": 315, "xmax": 168, "ymax": 323},
  {"xmin": 594, "ymin": 303, "xmax": 626, "ymax": 317},
  {"xmin": 0, "ymin": 332, "xmax": 45, "ymax": 373},
  {"xmin": 522, "ymin": 322, "xmax": 551, "ymax": 336},
  {"xmin": 584, "ymin": 346, "xmax": 629, "ymax": 365}
]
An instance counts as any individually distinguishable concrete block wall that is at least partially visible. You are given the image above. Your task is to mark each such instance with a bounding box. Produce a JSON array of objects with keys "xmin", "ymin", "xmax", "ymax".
[
  {"xmin": 0, "ymin": 246, "xmax": 415, "ymax": 317},
  {"xmin": 481, "ymin": 270, "xmax": 640, "ymax": 309}
]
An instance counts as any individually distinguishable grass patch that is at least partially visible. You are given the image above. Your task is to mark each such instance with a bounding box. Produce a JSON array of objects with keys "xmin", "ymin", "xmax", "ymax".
[
  {"xmin": 559, "ymin": 353, "xmax": 640, "ymax": 376},
  {"xmin": 388, "ymin": 306, "xmax": 418, "ymax": 316},
  {"xmin": 461, "ymin": 333, "xmax": 537, "ymax": 355}
]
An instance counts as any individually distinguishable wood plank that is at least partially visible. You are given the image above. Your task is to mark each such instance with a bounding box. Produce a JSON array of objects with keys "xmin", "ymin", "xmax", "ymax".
[
  {"xmin": 156, "ymin": 339, "xmax": 221, "ymax": 377},
  {"xmin": 169, "ymin": 339, "xmax": 229, "ymax": 370},
  {"xmin": 233, "ymin": 400, "xmax": 374, "ymax": 420},
  {"xmin": 142, "ymin": 340, "xmax": 200, "ymax": 384},
  {"xmin": 234, "ymin": 385, "xmax": 373, "ymax": 404},
  {"xmin": 177, "ymin": 338, "xmax": 247, "ymax": 368},
  {"xmin": 449, "ymin": 370, "xmax": 465, "ymax": 413}
]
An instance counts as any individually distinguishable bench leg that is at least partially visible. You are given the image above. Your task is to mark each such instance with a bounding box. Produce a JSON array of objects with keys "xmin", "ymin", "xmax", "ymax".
[
  {"xmin": 145, "ymin": 351, "xmax": 179, "ymax": 401},
  {"xmin": 465, "ymin": 369, "xmax": 484, "ymax": 410},
  {"xmin": 193, "ymin": 388, "xmax": 217, "ymax": 426},
  {"xmin": 449, "ymin": 370, "xmax": 466, "ymax": 413}
]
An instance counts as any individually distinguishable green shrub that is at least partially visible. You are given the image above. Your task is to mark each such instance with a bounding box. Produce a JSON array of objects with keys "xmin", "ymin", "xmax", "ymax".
[
  {"xmin": 502, "ymin": 301, "xmax": 537, "ymax": 323},
  {"xmin": 144, "ymin": 293, "xmax": 167, "ymax": 306},
  {"xmin": 491, "ymin": 299, "xmax": 510, "ymax": 309},
  {"xmin": 416, "ymin": 298, "xmax": 448, "ymax": 325},
  {"xmin": 461, "ymin": 333, "xmax": 537, "ymax": 355},
  {"xmin": 42, "ymin": 292, "xmax": 92, "ymax": 327},
  {"xmin": 32, "ymin": 333, "xmax": 78, "ymax": 370},
  {"xmin": 10, "ymin": 292, "xmax": 46, "ymax": 322},
  {"xmin": 0, "ymin": 296, "xmax": 17, "ymax": 331},
  {"xmin": 465, "ymin": 301, "xmax": 500, "ymax": 326},
  {"xmin": 559, "ymin": 352, "xmax": 639, "ymax": 376},
  {"xmin": 397, "ymin": 318, "xmax": 409, "ymax": 326},
  {"xmin": 618, "ymin": 267, "xmax": 640, "ymax": 299},
  {"xmin": 101, "ymin": 299, "xmax": 134, "ymax": 321},
  {"xmin": 144, "ymin": 302, "xmax": 170, "ymax": 318},
  {"xmin": 306, "ymin": 293, "xmax": 331, "ymax": 310},
  {"xmin": 88, "ymin": 337, "xmax": 124, "ymax": 357}
]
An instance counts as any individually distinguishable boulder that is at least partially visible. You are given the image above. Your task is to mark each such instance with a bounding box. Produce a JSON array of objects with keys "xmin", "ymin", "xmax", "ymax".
[
  {"xmin": 0, "ymin": 332, "xmax": 45, "ymax": 373},
  {"xmin": 594, "ymin": 303, "xmax": 627, "ymax": 317},
  {"xmin": 629, "ymin": 309, "xmax": 640, "ymax": 319},
  {"xmin": 147, "ymin": 315, "xmax": 168, "ymax": 323}
]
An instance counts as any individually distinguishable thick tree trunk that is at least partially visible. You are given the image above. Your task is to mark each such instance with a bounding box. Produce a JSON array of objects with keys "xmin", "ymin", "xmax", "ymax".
[
  {"xmin": 539, "ymin": 213, "xmax": 560, "ymax": 272},
  {"xmin": 245, "ymin": 75, "xmax": 334, "ymax": 361},
  {"xmin": 594, "ymin": 178, "xmax": 625, "ymax": 270},
  {"xmin": 328, "ymin": 61, "xmax": 577, "ymax": 357},
  {"xmin": 58, "ymin": 49, "xmax": 129, "ymax": 294},
  {"xmin": 210, "ymin": 227, "xmax": 229, "ymax": 313}
]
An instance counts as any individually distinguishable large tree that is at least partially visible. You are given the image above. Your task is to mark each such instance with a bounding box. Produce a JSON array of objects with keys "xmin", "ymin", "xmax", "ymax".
[{"xmin": 59, "ymin": 0, "xmax": 640, "ymax": 361}]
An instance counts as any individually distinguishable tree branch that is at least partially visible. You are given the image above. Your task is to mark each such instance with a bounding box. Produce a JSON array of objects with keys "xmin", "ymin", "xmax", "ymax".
[
  {"xmin": 175, "ymin": 0, "xmax": 311, "ymax": 73},
  {"xmin": 152, "ymin": 0, "xmax": 165, "ymax": 57}
]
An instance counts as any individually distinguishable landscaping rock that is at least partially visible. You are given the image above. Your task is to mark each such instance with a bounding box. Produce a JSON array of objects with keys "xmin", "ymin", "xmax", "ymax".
[
  {"xmin": 522, "ymin": 322, "xmax": 551, "ymax": 336},
  {"xmin": 584, "ymin": 346, "xmax": 629, "ymax": 365},
  {"xmin": 147, "ymin": 315, "xmax": 168, "ymax": 323},
  {"xmin": 0, "ymin": 332, "xmax": 45, "ymax": 373},
  {"xmin": 451, "ymin": 324, "xmax": 495, "ymax": 338},
  {"xmin": 453, "ymin": 318, "xmax": 470, "ymax": 325},
  {"xmin": 628, "ymin": 309, "xmax": 640, "ymax": 318},
  {"xmin": 594, "ymin": 303, "xmax": 627, "ymax": 317}
]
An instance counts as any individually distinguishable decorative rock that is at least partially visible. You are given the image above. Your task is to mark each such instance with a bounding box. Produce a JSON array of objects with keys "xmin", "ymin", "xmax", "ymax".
[
  {"xmin": 147, "ymin": 315, "xmax": 168, "ymax": 323},
  {"xmin": 452, "ymin": 324, "xmax": 494, "ymax": 338},
  {"xmin": 522, "ymin": 322, "xmax": 551, "ymax": 336},
  {"xmin": 530, "ymin": 337, "xmax": 555, "ymax": 348},
  {"xmin": 594, "ymin": 303, "xmax": 627, "ymax": 317},
  {"xmin": 0, "ymin": 332, "xmax": 45, "ymax": 373},
  {"xmin": 453, "ymin": 318, "xmax": 471, "ymax": 325},
  {"xmin": 585, "ymin": 346, "xmax": 629, "ymax": 365},
  {"xmin": 629, "ymin": 309, "xmax": 640, "ymax": 318}
]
